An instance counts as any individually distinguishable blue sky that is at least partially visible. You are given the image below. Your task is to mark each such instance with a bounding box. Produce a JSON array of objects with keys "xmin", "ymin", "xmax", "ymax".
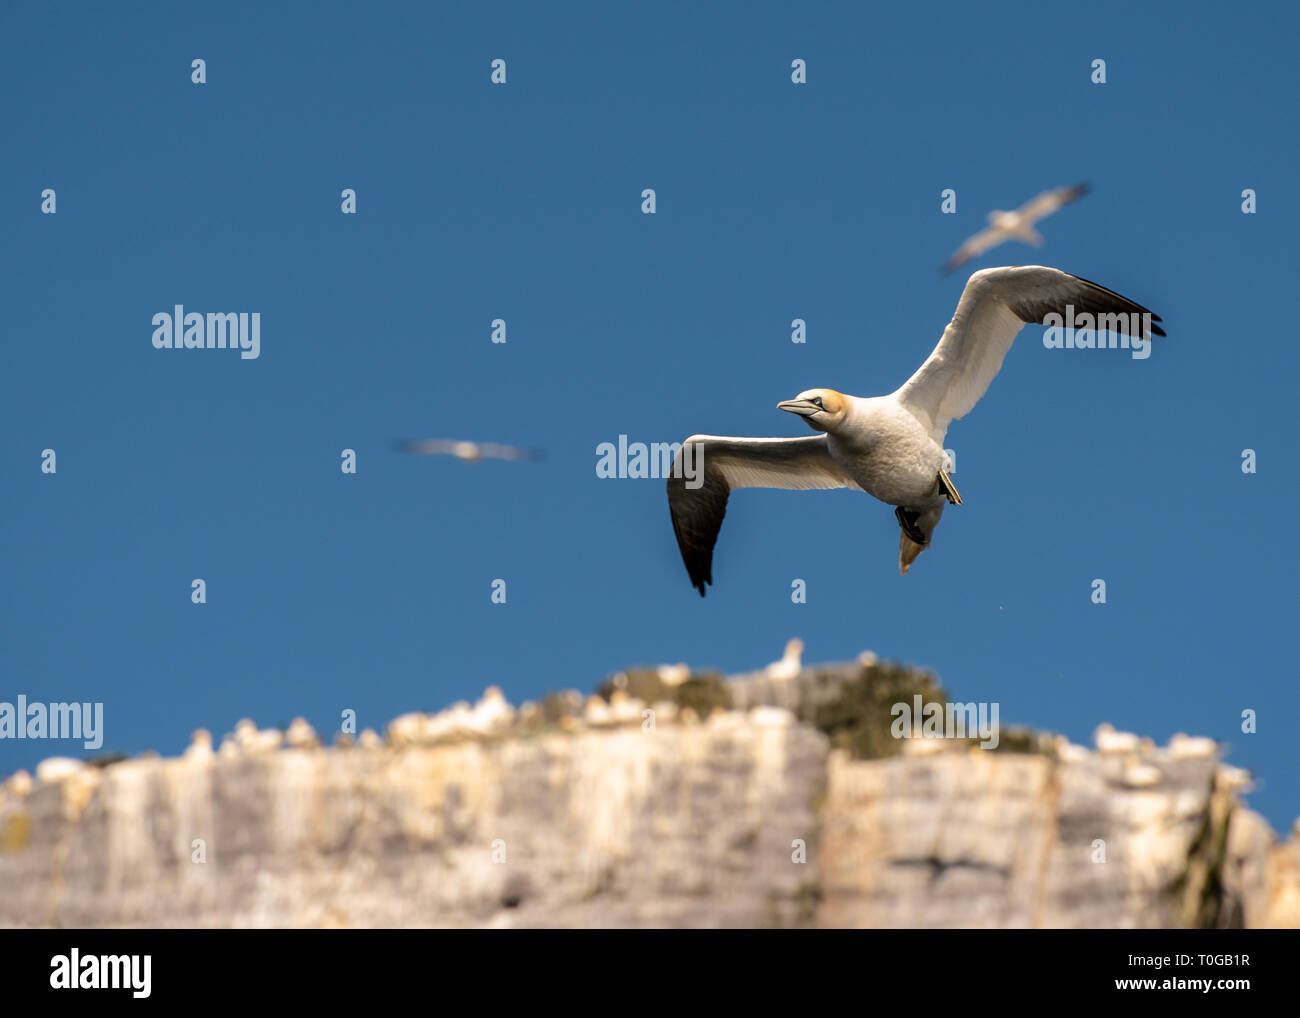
[{"xmin": 3, "ymin": 1, "xmax": 1297, "ymax": 832}]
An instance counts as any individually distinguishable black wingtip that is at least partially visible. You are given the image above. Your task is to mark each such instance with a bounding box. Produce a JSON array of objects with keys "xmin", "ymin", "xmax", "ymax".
[{"xmin": 1064, "ymin": 272, "xmax": 1168, "ymax": 341}]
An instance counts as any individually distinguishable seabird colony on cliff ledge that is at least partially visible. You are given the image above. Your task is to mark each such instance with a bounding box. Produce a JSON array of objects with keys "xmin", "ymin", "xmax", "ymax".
[{"xmin": 666, "ymin": 265, "xmax": 1164, "ymax": 596}]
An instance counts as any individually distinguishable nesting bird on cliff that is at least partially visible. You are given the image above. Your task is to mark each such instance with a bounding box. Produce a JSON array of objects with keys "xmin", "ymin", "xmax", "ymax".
[
  {"xmin": 1094, "ymin": 723, "xmax": 1141, "ymax": 756},
  {"xmin": 607, "ymin": 689, "xmax": 647, "ymax": 725},
  {"xmin": 1168, "ymin": 733, "xmax": 1218, "ymax": 760},
  {"xmin": 465, "ymin": 687, "xmax": 515, "ymax": 736},
  {"xmin": 285, "ymin": 717, "xmax": 321, "ymax": 750},
  {"xmin": 35, "ymin": 757, "xmax": 86, "ymax": 783},
  {"xmin": 666, "ymin": 266, "xmax": 1164, "ymax": 594},
  {"xmin": 233, "ymin": 719, "xmax": 283, "ymax": 755},
  {"xmin": 656, "ymin": 663, "xmax": 691, "ymax": 687},
  {"xmin": 584, "ymin": 696, "xmax": 614, "ymax": 726},
  {"xmin": 765, "ymin": 639, "xmax": 805, "ymax": 680},
  {"xmin": 184, "ymin": 729, "xmax": 214, "ymax": 762}
]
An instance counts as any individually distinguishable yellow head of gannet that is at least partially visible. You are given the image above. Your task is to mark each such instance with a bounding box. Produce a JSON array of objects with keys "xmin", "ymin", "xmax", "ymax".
[{"xmin": 776, "ymin": 388, "xmax": 849, "ymax": 433}]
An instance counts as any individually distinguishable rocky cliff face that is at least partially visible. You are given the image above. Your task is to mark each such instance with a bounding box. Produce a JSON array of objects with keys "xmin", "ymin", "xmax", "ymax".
[{"xmin": 1, "ymin": 658, "xmax": 1296, "ymax": 928}]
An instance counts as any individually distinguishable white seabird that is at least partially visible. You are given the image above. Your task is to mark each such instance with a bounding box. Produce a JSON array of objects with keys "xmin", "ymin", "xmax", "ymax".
[
  {"xmin": 943, "ymin": 184, "xmax": 1089, "ymax": 274},
  {"xmin": 656, "ymin": 662, "xmax": 691, "ymax": 687},
  {"xmin": 765, "ymin": 638, "xmax": 804, "ymax": 680},
  {"xmin": 184, "ymin": 728, "xmax": 214, "ymax": 762},
  {"xmin": 1094, "ymin": 722, "xmax": 1141, "ymax": 756},
  {"xmin": 666, "ymin": 265, "xmax": 1164, "ymax": 594},
  {"xmin": 35, "ymin": 757, "xmax": 87, "ymax": 783},
  {"xmin": 394, "ymin": 438, "xmax": 544, "ymax": 463},
  {"xmin": 285, "ymin": 717, "xmax": 321, "ymax": 750}
]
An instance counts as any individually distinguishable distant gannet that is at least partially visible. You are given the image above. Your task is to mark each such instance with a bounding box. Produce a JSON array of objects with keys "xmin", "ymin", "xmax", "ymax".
[
  {"xmin": 1121, "ymin": 761, "xmax": 1164, "ymax": 788},
  {"xmin": 386, "ymin": 711, "xmax": 428, "ymax": 747},
  {"xmin": 1052, "ymin": 735, "xmax": 1091, "ymax": 764},
  {"xmin": 943, "ymin": 184, "xmax": 1089, "ymax": 273},
  {"xmin": 394, "ymin": 439, "xmax": 544, "ymax": 463},
  {"xmin": 765, "ymin": 638, "xmax": 804, "ymax": 680},
  {"xmin": 184, "ymin": 729, "xmax": 214, "ymax": 762},
  {"xmin": 666, "ymin": 265, "xmax": 1164, "ymax": 594},
  {"xmin": 1217, "ymin": 766, "xmax": 1252, "ymax": 792},
  {"xmin": 233, "ymin": 719, "xmax": 283, "ymax": 754},
  {"xmin": 607, "ymin": 689, "xmax": 647, "ymax": 725},
  {"xmin": 285, "ymin": 717, "xmax": 321, "ymax": 750},
  {"xmin": 656, "ymin": 663, "xmax": 690, "ymax": 687},
  {"xmin": 584, "ymin": 696, "xmax": 613, "ymax": 726},
  {"xmin": 1168, "ymin": 733, "xmax": 1218, "ymax": 760},
  {"xmin": 466, "ymin": 686, "xmax": 515, "ymax": 735},
  {"xmin": 35, "ymin": 757, "xmax": 87, "ymax": 783},
  {"xmin": 1094, "ymin": 722, "xmax": 1141, "ymax": 755}
]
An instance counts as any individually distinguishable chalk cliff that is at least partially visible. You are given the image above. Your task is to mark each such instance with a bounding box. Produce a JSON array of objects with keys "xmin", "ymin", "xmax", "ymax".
[{"xmin": 1, "ymin": 657, "xmax": 1295, "ymax": 928}]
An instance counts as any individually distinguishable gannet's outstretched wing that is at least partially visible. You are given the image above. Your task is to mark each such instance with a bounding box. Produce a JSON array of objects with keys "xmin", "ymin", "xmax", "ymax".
[
  {"xmin": 667, "ymin": 436, "xmax": 858, "ymax": 596},
  {"xmin": 896, "ymin": 266, "xmax": 1165, "ymax": 443},
  {"xmin": 941, "ymin": 226, "xmax": 1012, "ymax": 275}
]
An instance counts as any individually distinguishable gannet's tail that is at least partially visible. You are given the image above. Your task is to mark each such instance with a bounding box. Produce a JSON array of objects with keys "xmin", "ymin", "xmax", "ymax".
[
  {"xmin": 899, "ymin": 533, "xmax": 925, "ymax": 575},
  {"xmin": 895, "ymin": 503, "xmax": 946, "ymax": 576}
]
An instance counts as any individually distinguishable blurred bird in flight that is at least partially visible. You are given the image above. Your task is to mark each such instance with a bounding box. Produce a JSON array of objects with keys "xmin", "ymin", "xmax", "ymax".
[
  {"xmin": 394, "ymin": 439, "xmax": 544, "ymax": 463},
  {"xmin": 942, "ymin": 183, "xmax": 1090, "ymax": 274}
]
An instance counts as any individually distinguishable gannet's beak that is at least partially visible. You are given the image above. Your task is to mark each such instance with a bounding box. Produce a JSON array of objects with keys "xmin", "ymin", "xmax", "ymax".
[{"xmin": 777, "ymin": 399, "xmax": 820, "ymax": 417}]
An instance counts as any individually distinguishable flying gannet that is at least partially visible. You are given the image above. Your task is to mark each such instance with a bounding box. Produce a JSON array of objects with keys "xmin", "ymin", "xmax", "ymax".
[
  {"xmin": 942, "ymin": 184, "xmax": 1089, "ymax": 274},
  {"xmin": 666, "ymin": 265, "xmax": 1164, "ymax": 595},
  {"xmin": 394, "ymin": 439, "xmax": 544, "ymax": 462}
]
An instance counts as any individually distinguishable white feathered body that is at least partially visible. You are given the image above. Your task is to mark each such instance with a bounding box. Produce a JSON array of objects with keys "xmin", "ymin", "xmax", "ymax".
[{"xmin": 827, "ymin": 396, "xmax": 946, "ymax": 506}]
